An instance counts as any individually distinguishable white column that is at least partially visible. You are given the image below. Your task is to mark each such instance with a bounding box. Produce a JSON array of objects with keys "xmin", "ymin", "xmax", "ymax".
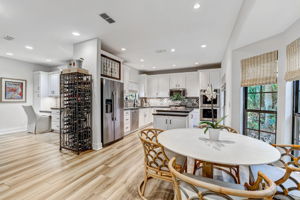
[{"xmin": 73, "ymin": 38, "xmax": 102, "ymax": 150}]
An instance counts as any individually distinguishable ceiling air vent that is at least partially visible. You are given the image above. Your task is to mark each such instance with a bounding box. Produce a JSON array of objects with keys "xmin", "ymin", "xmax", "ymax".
[
  {"xmin": 3, "ymin": 35, "xmax": 15, "ymax": 41},
  {"xmin": 155, "ymin": 49, "xmax": 167, "ymax": 54},
  {"xmin": 99, "ymin": 13, "xmax": 115, "ymax": 24}
]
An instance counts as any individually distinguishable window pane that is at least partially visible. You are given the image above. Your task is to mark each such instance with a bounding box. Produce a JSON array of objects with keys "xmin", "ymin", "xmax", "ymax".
[
  {"xmin": 247, "ymin": 112, "xmax": 259, "ymax": 130},
  {"xmin": 260, "ymin": 132, "xmax": 275, "ymax": 144},
  {"xmin": 248, "ymin": 86, "xmax": 261, "ymax": 93},
  {"xmin": 247, "ymin": 129, "xmax": 259, "ymax": 139},
  {"xmin": 261, "ymin": 93, "xmax": 277, "ymax": 111},
  {"xmin": 262, "ymin": 84, "xmax": 277, "ymax": 92},
  {"xmin": 294, "ymin": 116, "xmax": 300, "ymax": 145},
  {"xmin": 247, "ymin": 93, "xmax": 260, "ymax": 110},
  {"xmin": 260, "ymin": 113, "xmax": 276, "ymax": 133}
]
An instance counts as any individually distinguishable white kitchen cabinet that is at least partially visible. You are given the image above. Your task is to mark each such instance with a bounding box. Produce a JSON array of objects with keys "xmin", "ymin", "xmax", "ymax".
[
  {"xmin": 153, "ymin": 115, "xmax": 191, "ymax": 130},
  {"xmin": 139, "ymin": 108, "xmax": 153, "ymax": 128},
  {"xmin": 191, "ymin": 109, "xmax": 200, "ymax": 127},
  {"xmin": 33, "ymin": 71, "xmax": 49, "ymax": 112},
  {"xmin": 185, "ymin": 72, "xmax": 199, "ymax": 97},
  {"xmin": 139, "ymin": 74, "xmax": 148, "ymax": 97},
  {"xmin": 157, "ymin": 74, "xmax": 170, "ymax": 97},
  {"xmin": 147, "ymin": 76, "xmax": 158, "ymax": 97},
  {"xmin": 124, "ymin": 110, "xmax": 131, "ymax": 134},
  {"xmin": 51, "ymin": 109, "xmax": 60, "ymax": 132},
  {"xmin": 48, "ymin": 72, "xmax": 60, "ymax": 97},
  {"xmin": 169, "ymin": 73, "xmax": 185, "ymax": 89},
  {"xmin": 199, "ymin": 69, "xmax": 221, "ymax": 89}
]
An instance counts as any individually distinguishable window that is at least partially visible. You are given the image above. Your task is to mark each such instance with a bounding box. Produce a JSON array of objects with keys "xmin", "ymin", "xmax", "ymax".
[
  {"xmin": 293, "ymin": 81, "xmax": 300, "ymax": 145},
  {"xmin": 244, "ymin": 84, "xmax": 278, "ymax": 144}
]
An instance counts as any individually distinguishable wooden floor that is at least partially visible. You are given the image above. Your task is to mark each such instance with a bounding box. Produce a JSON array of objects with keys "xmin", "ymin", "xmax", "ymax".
[{"xmin": 0, "ymin": 131, "xmax": 174, "ymax": 200}]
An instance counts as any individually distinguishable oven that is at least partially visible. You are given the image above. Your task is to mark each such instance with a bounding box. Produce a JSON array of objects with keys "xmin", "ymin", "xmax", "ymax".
[
  {"xmin": 169, "ymin": 89, "xmax": 186, "ymax": 97},
  {"xmin": 200, "ymin": 89, "xmax": 220, "ymax": 107},
  {"xmin": 200, "ymin": 108, "xmax": 220, "ymax": 121}
]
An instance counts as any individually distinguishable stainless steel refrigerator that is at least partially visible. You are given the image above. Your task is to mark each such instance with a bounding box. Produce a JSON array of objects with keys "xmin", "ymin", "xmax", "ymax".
[{"xmin": 101, "ymin": 78, "xmax": 124, "ymax": 146}]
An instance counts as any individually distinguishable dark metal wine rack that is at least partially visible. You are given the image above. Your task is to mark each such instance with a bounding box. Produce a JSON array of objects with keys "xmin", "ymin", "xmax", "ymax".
[{"xmin": 60, "ymin": 72, "xmax": 92, "ymax": 154}]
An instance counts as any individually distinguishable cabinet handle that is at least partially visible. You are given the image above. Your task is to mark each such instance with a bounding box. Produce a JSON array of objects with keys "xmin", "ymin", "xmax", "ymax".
[
  {"xmin": 166, "ymin": 119, "xmax": 168, "ymax": 124},
  {"xmin": 170, "ymin": 119, "xmax": 172, "ymax": 124}
]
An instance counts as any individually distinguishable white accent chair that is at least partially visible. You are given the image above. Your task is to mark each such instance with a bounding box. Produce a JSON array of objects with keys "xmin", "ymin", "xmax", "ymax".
[{"xmin": 22, "ymin": 106, "xmax": 51, "ymax": 134}]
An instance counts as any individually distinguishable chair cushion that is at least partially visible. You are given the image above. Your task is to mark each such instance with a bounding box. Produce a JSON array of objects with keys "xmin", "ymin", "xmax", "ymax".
[
  {"xmin": 179, "ymin": 173, "xmax": 245, "ymax": 200},
  {"xmin": 250, "ymin": 164, "xmax": 300, "ymax": 198}
]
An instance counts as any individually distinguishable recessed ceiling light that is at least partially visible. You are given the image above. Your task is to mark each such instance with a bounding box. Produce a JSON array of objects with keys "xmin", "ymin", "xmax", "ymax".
[
  {"xmin": 171, "ymin": 48, "xmax": 176, "ymax": 52},
  {"xmin": 46, "ymin": 59, "xmax": 52, "ymax": 62},
  {"xmin": 6, "ymin": 52, "xmax": 13, "ymax": 56},
  {"xmin": 152, "ymin": 66, "xmax": 156, "ymax": 69},
  {"xmin": 193, "ymin": 3, "xmax": 201, "ymax": 9},
  {"xmin": 121, "ymin": 48, "xmax": 126, "ymax": 51},
  {"xmin": 72, "ymin": 32, "xmax": 80, "ymax": 36},
  {"xmin": 172, "ymin": 64, "xmax": 176, "ymax": 67},
  {"xmin": 140, "ymin": 59, "xmax": 144, "ymax": 62},
  {"xmin": 195, "ymin": 62, "xmax": 199, "ymax": 65},
  {"xmin": 25, "ymin": 45, "xmax": 33, "ymax": 50},
  {"xmin": 201, "ymin": 44, "xmax": 207, "ymax": 48}
]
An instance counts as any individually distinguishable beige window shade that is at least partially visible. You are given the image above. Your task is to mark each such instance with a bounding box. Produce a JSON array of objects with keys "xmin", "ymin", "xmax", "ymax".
[
  {"xmin": 285, "ymin": 38, "xmax": 300, "ymax": 81},
  {"xmin": 241, "ymin": 51, "xmax": 278, "ymax": 87}
]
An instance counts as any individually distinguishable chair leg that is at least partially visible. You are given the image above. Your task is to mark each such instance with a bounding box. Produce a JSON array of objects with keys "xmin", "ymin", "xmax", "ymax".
[
  {"xmin": 236, "ymin": 166, "xmax": 240, "ymax": 184},
  {"xmin": 141, "ymin": 173, "xmax": 148, "ymax": 195}
]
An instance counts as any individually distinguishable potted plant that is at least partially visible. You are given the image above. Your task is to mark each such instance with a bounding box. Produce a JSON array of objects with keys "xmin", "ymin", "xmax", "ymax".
[
  {"xmin": 170, "ymin": 93, "xmax": 185, "ymax": 105},
  {"xmin": 199, "ymin": 116, "xmax": 227, "ymax": 140}
]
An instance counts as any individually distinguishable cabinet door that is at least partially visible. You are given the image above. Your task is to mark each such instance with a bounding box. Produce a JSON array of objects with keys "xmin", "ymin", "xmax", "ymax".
[
  {"xmin": 209, "ymin": 69, "xmax": 221, "ymax": 89},
  {"xmin": 157, "ymin": 74, "xmax": 170, "ymax": 97},
  {"xmin": 48, "ymin": 73, "xmax": 60, "ymax": 96},
  {"xmin": 185, "ymin": 72, "xmax": 199, "ymax": 97},
  {"xmin": 139, "ymin": 109, "xmax": 145, "ymax": 127},
  {"xmin": 168, "ymin": 116, "xmax": 188, "ymax": 130},
  {"xmin": 199, "ymin": 71, "xmax": 210, "ymax": 89},
  {"xmin": 139, "ymin": 75, "xmax": 147, "ymax": 97},
  {"xmin": 170, "ymin": 73, "xmax": 185, "ymax": 88},
  {"xmin": 153, "ymin": 115, "xmax": 168, "ymax": 130},
  {"xmin": 147, "ymin": 76, "xmax": 158, "ymax": 97}
]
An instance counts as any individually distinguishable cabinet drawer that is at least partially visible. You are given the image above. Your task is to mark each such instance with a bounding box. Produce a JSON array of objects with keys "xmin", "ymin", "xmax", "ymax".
[
  {"xmin": 124, "ymin": 125, "xmax": 130, "ymax": 132},
  {"xmin": 51, "ymin": 110, "xmax": 60, "ymax": 115},
  {"xmin": 52, "ymin": 122, "xmax": 60, "ymax": 130},
  {"xmin": 124, "ymin": 111, "xmax": 130, "ymax": 116},
  {"xmin": 51, "ymin": 115, "xmax": 60, "ymax": 122}
]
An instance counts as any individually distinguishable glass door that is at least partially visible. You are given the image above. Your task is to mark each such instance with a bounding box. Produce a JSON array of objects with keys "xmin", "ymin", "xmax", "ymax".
[
  {"xmin": 293, "ymin": 81, "xmax": 300, "ymax": 145},
  {"xmin": 244, "ymin": 84, "xmax": 278, "ymax": 144}
]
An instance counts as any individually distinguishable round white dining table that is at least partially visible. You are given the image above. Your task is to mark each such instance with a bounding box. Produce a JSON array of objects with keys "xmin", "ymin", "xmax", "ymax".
[{"xmin": 157, "ymin": 128, "xmax": 281, "ymax": 178}]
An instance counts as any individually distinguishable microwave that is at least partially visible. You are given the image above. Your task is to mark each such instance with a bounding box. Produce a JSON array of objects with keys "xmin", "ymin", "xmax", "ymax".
[
  {"xmin": 169, "ymin": 89, "xmax": 186, "ymax": 97},
  {"xmin": 200, "ymin": 89, "xmax": 220, "ymax": 107}
]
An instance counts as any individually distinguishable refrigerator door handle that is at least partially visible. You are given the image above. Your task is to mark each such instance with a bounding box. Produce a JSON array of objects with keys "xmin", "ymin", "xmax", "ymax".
[{"xmin": 111, "ymin": 91, "xmax": 115, "ymax": 121}]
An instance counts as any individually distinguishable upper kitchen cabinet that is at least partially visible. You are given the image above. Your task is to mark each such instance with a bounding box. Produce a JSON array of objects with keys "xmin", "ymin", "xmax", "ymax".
[
  {"xmin": 48, "ymin": 71, "xmax": 60, "ymax": 97},
  {"xmin": 199, "ymin": 69, "xmax": 221, "ymax": 89},
  {"xmin": 169, "ymin": 73, "xmax": 185, "ymax": 89},
  {"xmin": 147, "ymin": 76, "xmax": 158, "ymax": 97},
  {"xmin": 123, "ymin": 65, "xmax": 140, "ymax": 94},
  {"xmin": 139, "ymin": 74, "xmax": 148, "ymax": 97},
  {"xmin": 157, "ymin": 74, "xmax": 170, "ymax": 97},
  {"xmin": 185, "ymin": 72, "xmax": 199, "ymax": 97}
]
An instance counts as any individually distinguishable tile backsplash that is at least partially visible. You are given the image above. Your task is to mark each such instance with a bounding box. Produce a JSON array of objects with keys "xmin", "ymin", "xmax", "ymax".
[{"xmin": 145, "ymin": 97, "xmax": 199, "ymax": 108}]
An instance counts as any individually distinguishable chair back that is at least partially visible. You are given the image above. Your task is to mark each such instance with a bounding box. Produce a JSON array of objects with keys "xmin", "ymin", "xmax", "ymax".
[
  {"xmin": 169, "ymin": 158, "xmax": 276, "ymax": 200},
  {"xmin": 22, "ymin": 105, "xmax": 37, "ymax": 124},
  {"xmin": 138, "ymin": 129, "xmax": 170, "ymax": 174},
  {"xmin": 198, "ymin": 124, "xmax": 238, "ymax": 134}
]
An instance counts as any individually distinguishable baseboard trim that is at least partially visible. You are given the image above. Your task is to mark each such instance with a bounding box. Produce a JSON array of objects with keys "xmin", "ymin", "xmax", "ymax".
[{"xmin": 0, "ymin": 127, "xmax": 27, "ymax": 135}]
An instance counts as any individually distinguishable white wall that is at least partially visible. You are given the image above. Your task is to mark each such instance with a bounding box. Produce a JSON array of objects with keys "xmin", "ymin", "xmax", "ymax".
[
  {"xmin": 73, "ymin": 38, "xmax": 102, "ymax": 150},
  {"xmin": 0, "ymin": 57, "xmax": 51, "ymax": 134},
  {"xmin": 223, "ymin": 18, "xmax": 300, "ymax": 144}
]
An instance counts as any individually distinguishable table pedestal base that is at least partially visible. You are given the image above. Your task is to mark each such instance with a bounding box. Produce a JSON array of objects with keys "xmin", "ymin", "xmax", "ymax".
[{"xmin": 202, "ymin": 162, "xmax": 214, "ymax": 178}]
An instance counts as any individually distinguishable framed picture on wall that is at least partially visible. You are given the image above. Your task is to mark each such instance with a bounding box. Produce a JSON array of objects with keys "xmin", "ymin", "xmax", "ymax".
[
  {"xmin": 101, "ymin": 54, "xmax": 121, "ymax": 80},
  {"xmin": 0, "ymin": 78, "xmax": 27, "ymax": 103}
]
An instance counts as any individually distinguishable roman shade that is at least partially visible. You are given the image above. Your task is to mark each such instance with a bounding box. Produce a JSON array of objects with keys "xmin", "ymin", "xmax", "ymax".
[
  {"xmin": 241, "ymin": 51, "xmax": 278, "ymax": 87},
  {"xmin": 285, "ymin": 38, "xmax": 300, "ymax": 81}
]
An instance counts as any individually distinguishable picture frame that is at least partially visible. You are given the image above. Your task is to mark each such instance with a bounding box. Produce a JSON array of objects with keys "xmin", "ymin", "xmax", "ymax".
[
  {"xmin": 101, "ymin": 54, "xmax": 121, "ymax": 80},
  {"xmin": 0, "ymin": 78, "xmax": 27, "ymax": 103}
]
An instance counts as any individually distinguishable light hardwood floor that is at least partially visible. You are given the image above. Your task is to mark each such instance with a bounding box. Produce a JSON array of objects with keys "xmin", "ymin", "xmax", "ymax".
[{"xmin": 0, "ymin": 131, "xmax": 174, "ymax": 200}]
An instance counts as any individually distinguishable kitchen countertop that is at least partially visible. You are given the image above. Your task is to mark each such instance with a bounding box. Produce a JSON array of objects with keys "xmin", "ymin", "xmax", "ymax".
[
  {"xmin": 124, "ymin": 106, "xmax": 198, "ymax": 110},
  {"xmin": 152, "ymin": 113, "xmax": 189, "ymax": 117}
]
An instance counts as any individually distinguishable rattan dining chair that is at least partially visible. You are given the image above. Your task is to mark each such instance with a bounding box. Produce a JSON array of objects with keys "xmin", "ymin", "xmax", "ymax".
[
  {"xmin": 138, "ymin": 128, "xmax": 186, "ymax": 200},
  {"xmin": 195, "ymin": 124, "xmax": 240, "ymax": 183},
  {"xmin": 169, "ymin": 157, "xmax": 276, "ymax": 200},
  {"xmin": 250, "ymin": 144, "xmax": 300, "ymax": 199}
]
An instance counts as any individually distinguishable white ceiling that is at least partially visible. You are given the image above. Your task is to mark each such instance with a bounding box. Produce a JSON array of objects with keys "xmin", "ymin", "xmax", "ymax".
[
  {"xmin": 233, "ymin": 0, "xmax": 300, "ymax": 49},
  {"xmin": 0, "ymin": 0, "xmax": 243, "ymax": 70},
  {"xmin": 1, "ymin": 0, "xmax": 299, "ymax": 71}
]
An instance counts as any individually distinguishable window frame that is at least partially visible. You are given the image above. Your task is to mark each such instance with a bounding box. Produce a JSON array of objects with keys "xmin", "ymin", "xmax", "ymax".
[{"xmin": 243, "ymin": 85, "xmax": 278, "ymax": 143}]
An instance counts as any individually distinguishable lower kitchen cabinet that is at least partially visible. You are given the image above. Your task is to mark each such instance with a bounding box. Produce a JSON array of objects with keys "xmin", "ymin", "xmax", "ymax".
[
  {"xmin": 124, "ymin": 110, "xmax": 131, "ymax": 135},
  {"xmin": 153, "ymin": 115, "xmax": 191, "ymax": 130},
  {"xmin": 51, "ymin": 109, "xmax": 60, "ymax": 132},
  {"xmin": 139, "ymin": 108, "xmax": 153, "ymax": 128}
]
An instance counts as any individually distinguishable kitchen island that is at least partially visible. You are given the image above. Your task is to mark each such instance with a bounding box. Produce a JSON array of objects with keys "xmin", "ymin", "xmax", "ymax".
[{"xmin": 153, "ymin": 108, "xmax": 194, "ymax": 130}]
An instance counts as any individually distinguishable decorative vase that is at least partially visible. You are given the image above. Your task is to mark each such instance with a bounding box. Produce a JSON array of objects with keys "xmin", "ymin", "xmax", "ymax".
[{"xmin": 208, "ymin": 129, "xmax": 220, "ymax": 141}]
